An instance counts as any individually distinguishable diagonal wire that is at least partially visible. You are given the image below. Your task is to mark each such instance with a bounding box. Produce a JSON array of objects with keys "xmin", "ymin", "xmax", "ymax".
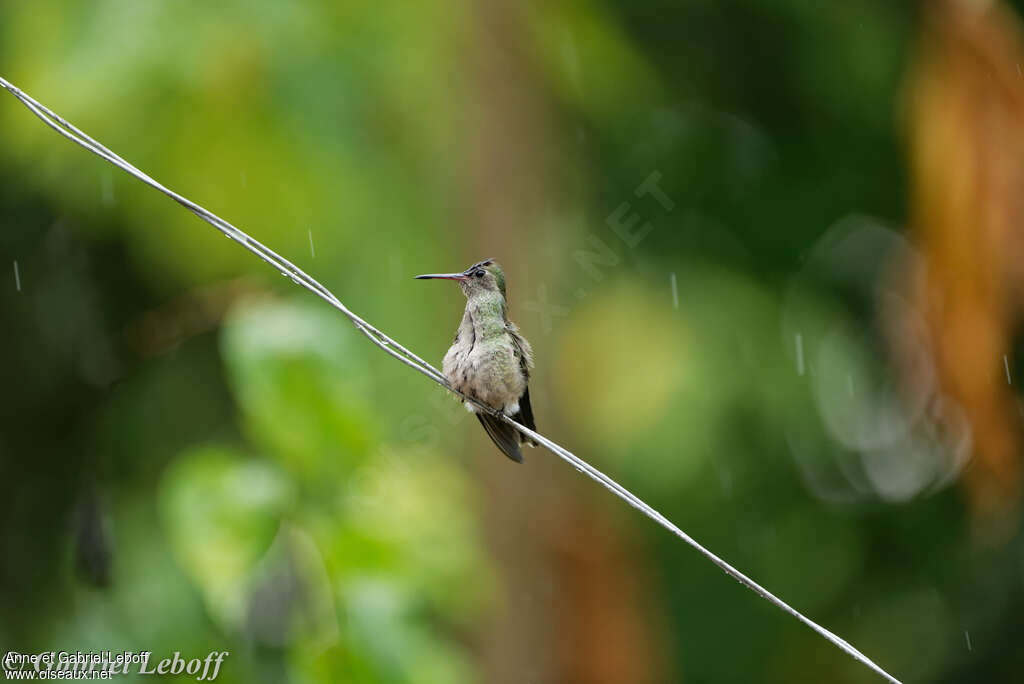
[{"xmin": 0, "ymin": 75, "xmax": 901, "ymax": 684}]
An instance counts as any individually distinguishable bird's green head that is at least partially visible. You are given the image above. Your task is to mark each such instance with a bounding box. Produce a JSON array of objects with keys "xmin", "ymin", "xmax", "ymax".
[{"xmin": 415, "ymin": 258, "xmax": 507, "ymax": 300}]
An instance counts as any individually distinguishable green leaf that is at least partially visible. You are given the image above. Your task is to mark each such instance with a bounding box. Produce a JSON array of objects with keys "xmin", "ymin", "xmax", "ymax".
[{"xmin": 220, "ymin": 297, "xmax": 378, "ymax": 482}]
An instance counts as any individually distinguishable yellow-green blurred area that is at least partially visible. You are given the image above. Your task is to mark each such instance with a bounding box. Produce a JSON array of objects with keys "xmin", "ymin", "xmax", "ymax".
[{"xmin": 3, "ymin": 0, "xmax": 1024, "ymax": 682}]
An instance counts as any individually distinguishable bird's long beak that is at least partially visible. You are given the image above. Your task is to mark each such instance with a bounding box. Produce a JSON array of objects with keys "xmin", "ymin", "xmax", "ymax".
[{"xmin": 414, "ymin": 272, "xmax": 468, "ymax": 281}]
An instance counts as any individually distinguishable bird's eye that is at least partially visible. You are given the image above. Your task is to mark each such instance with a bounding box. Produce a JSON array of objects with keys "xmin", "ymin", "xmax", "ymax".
[{"xmin": 474, "ymin": 270, "xmax": 484, "ymax": 278}]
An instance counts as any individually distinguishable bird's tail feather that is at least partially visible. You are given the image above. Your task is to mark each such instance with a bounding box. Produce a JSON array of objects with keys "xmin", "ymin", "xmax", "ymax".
[{"xmin": 476, "ymin": 413, "xmax": 524, "ymax": 463}]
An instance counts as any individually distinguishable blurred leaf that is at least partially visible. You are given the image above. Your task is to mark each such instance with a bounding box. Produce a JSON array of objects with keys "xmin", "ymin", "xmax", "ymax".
[
  {"xmin": 220, "ymin": 296, "xmax": 378, "ymax": 483},
  {"xmin": 159, "ymin": 445, "xmax": 293, "ymax": 631}
]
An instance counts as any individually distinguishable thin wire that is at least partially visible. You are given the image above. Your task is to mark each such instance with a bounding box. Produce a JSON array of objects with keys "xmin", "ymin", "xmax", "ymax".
[
  {"xmin": 0, "ymin": 75, "xmax": 900, "ymax": 684},
  {"xmin": 0, "ymin": 77, "xmax": 445, "ymax": 387}
]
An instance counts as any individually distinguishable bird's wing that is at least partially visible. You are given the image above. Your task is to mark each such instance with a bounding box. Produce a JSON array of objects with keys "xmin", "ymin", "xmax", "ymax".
[
  {"xmin": 505, "ymin": 322, "xmax": 537, "ymax": 446},
  {"xmin": 517, "ymin": 387, "xmax": 536, "ymax": 432},
  {"xmin": 513, "ymin": 387, "xmax": 538, "ymax": 448},
  {"xmin": 506, "ymin": 321, "xmax": 534, "ymax": 379},
  {"xmin": 476, "ymin": 412, "xmax": 524, "ymax": 463}
]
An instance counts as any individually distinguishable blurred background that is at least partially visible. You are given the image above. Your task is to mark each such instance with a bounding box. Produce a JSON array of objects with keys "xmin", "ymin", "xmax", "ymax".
[{"xmin": 2, "ymin": 0, "xmax": 1023, "ymax": 682}]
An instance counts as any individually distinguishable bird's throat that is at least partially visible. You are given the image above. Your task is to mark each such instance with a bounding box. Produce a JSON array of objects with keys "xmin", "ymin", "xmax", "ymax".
[{"xmin": 466, "ymin": 294, "xmax": 506, "ymax": 340}]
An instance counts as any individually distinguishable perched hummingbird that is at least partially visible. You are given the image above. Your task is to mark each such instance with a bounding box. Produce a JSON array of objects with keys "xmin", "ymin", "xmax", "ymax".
[{"xmin": 416, "ymin": 258, "xmax": 537, "ymax": 463}]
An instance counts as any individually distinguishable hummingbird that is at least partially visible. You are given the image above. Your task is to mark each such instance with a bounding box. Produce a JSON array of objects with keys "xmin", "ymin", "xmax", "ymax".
[{"xmin": 416, "ymin": 258, "xmax": 537, "ymax": 463}]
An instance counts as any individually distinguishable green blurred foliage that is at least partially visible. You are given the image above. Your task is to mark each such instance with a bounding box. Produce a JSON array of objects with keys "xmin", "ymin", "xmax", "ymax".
[
  {"xmin": 152, "ymin": 298, "xmax": 493, "ymax": 682},
  {"xmin": 2, "ymin": 1, "xmax": 1023, "ymax": 683}
]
